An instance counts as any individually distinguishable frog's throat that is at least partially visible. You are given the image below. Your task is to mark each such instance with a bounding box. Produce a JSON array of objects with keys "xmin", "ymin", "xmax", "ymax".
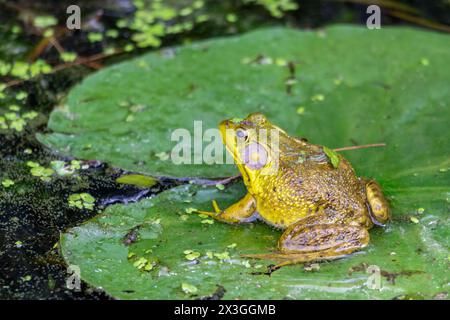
[
  {"xmin": 224, "ymin": 143, "xmax": 252, "ymax": 187},
  {"xmin": 236, "ymin": 161, "xmax": 252, "ymax": 187}
]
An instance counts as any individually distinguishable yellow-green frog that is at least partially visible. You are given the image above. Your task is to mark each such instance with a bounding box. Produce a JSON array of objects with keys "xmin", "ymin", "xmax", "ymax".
[{"xmin": 198, "ymin": 113, "xmax": 390, "ymax": 270}]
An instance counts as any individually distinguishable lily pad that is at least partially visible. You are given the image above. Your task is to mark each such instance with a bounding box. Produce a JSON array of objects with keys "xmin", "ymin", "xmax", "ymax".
[
  {"xmin": 39, "ymin": 26, "xmax": 450, "ymax": 181},
  {"xmin": 52, "ymin": 26, "xmax": 449, "ymax": 299},
  {"xmin": 61, "ymin": 182, "xmax": 449, "ymax": 299}
]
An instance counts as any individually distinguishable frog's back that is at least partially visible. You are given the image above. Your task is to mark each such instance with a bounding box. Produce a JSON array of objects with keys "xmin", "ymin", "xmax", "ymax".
[{"xmin": 252, "ymin": 154, "xmax": 370, "ymax": 228}]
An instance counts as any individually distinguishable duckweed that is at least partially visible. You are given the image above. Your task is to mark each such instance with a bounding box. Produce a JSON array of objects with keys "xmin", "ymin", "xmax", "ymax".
[
  {"xmin": 213, "ymin": 251, "xmax": 230, "ymax": 260},
  {"xmin": 185, "ymin": 207, "xmax": 197, "ymax": 214},
  {"xmin": 87, "ymin": 33, "xmax": 103, "ymax": 43},
  {"xmin": 68, "ymin": 193, "xmax": 96, "ymax": 210},
  {"xmin": 181, "ymin": 282, "xmax": 198, "ymax": 294},
  {"xmin": 215, "ymin": 183, "xmax": 225, "ymax": 190},
  {"xmin": 245, "ymin": 0, "xmax": 298, "ymax": 18},
  {"xmin": 155, "ymin": 152, "xmax": 170, "ymax": 161},
  {"xmin": 311, "ymin": 94, "xmax": 325, "ymax": 102},
  {"xmin": 15, "ymin": 92, "xmax": 27, "ymax": 100},
  {"xmin": 33, "ymin": 15, "xmax": 58, "ymax": 29},
  {"xmin": 30, "ymin": 166, "xmax": 55, "ymax": 182},
  {"xmin": 60, "ymin": 52, "xmax": 77, "ymax": 63},
  {"xmin": 323, "ymin": 146, "xmax": 340, "ymax": 169},
  {"xmin": 184, "ymin": 251, "xmax": 201, "ymax": 260},
  {"xmin": 410, "ymin": 217, "xmax": 420, "ymax": 224},
  {"xmin": 2, "ymin": 179, "xmax": 14, "ymax": 188}
]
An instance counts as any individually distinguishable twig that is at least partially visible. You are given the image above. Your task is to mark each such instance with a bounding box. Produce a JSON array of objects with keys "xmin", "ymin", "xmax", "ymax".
[
  {"xmin": 331, "ymin": 0, "xmax": 450, "ymax": 33},
  {"xmin": 333, "ymin": 143, "xmax": 386, "ymax": 152},
  {"xmin": 48, "ymin": 36, "xmax": 103, "ymax": 70},
  {"xmin": 332, "ymin": 0, "xmax": 418, "ymax": 14},
  {"xmin": 28, "ymin": 27, "xmax": 68, "ymax": 61},
  {"xmin": 209, "ymin": 174, "xmax": 242, "ymax": 185},
  {"xmin": 48, "ymin": 37, "xmax": 64, "ymax": 54},
  {"xmin": 4, "ymin": 49, "xmax": 123, "ymax": 89},
  {"xmin": 387, "ymin": 10, "xmax": 450, "ymax": 33}
]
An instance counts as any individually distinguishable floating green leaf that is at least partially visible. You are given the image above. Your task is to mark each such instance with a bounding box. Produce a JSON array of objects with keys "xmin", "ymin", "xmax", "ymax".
[
  {"xmin": 33, "ymin": 15, "xmax": 58, "ymax": 29},
  {"xmin": 60, "ymin": 52, "xmax": 77, "ymax": 63},
  {"xmin": 87, "ymin": 32, "xmax": 103, "ymax": 43},
  {"xmin": 181, "ymin": 282, "xmax": 198, "ymax": 294},
  {"xmin": 60, "ymin": 183, "xmax": 449, "ymax": 299},
  {"xmin": 30, "ymin": 165, "xmax": 54, "ymax": 182},
  {"xmin": 68, "ymin": 193, "xmax": 96, "ymax": 210},
  {"xmin": 116, "ymin": 174, "xmax": 158, "ymax": 188},
  {"xmin": 2, "ymin": 179, "xmax": 14, "ymax": 188}
]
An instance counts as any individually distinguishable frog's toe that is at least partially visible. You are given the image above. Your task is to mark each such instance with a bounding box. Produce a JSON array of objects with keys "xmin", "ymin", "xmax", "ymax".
[
  {"xmin": 193, "ymin": 200, "xmax": 222, "ymax": 218},
  {"xmin": 193, "ymin": 210, "xmax": 218, "ymax": 218},
  {"xmin": 211, "ymin": 200, "xmax": 221, "ymax": 214}
]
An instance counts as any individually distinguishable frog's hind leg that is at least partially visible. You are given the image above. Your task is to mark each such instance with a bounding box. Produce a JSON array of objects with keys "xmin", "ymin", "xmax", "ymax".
[
  {"xmin": 242, "ymin": 223, "xmax": 369, "ymax": 271},
  {"xmin": 363, "ymin": 179, "xmax": 390, "ymax": 226}
]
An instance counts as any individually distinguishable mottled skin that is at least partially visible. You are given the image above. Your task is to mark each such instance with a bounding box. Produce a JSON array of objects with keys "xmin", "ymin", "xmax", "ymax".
[{"xmin": 198, "ymin": 113, "xmax": 390, "ymax": 270}]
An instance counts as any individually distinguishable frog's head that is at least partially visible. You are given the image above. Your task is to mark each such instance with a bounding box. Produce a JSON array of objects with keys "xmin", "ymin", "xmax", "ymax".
[{"xmin": 219, "ymin": 113, "xmax": 287, "ymax": 187}]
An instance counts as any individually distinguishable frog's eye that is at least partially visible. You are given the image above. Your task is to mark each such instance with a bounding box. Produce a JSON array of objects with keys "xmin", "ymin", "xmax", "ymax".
[
  {"xmin": 236, "ymin": 128, "xmax": 249, "ymax": 141},
  {"xmin": 242, "ymin": 142, "xmax": 268, "ymax": 170}
]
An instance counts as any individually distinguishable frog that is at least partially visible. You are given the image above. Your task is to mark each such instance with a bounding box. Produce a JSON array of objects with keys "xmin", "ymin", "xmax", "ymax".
[{"xmin": 197, "ymin": 113, "xmax": 390, "ymax": 271}]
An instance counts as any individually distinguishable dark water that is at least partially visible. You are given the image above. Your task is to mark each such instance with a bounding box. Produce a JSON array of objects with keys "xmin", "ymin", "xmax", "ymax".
[{"xmin": 0, "ymin": 0, "xmax": 448, "ymax": 299}]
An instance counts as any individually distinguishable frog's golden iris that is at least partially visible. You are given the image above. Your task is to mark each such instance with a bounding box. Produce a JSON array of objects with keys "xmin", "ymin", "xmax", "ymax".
[{"xmin": 197, "ymin": 113, "xmax": 390, "ymax": 271}]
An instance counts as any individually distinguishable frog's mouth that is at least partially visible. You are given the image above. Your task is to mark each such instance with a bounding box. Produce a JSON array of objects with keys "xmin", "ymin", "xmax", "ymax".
[{"xmin": 219, "ymin": 119, "xmax": 252, "ymax": 185}]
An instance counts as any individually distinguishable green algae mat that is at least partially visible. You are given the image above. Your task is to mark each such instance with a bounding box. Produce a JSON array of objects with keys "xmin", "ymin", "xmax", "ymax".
[{"xmin": 42, "ymin": 26, "xmax": 450, "ymax": 299}]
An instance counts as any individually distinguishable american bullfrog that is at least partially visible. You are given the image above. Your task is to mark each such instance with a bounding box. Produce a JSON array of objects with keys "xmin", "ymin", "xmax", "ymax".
[{"xmin": 198, "ymin": 113, "xmax": 390, "ymax": 270}]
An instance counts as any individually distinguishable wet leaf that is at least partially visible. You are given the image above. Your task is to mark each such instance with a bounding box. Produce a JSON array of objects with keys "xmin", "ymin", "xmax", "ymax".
[
  {"xmin": 60, "ymin": 183, "xmax": 449, "ymax": 299},
  {"xmin": 116, "ymin": 174, "xmax": 158, "ymax": 188}
]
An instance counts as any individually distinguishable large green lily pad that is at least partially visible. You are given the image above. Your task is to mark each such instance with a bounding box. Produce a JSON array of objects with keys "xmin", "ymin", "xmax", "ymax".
[
  {"xmin": 52, "ymin": 26, "xmax": 449, "ymax": 299},
  {"xmin": 61, "ymin": 182, "xmax": 448, "ymax": 299},
  {"xmin": 40, "ymin": 25, "xmax": 450, "ymax": 181}
]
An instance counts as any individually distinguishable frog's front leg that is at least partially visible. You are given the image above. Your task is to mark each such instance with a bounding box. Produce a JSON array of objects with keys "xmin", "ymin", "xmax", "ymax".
[
  {"xmin": 243, "ymin": 221, "xmax": 369, "ymax": 271},
  {"xmin": 195, "ymin": 193, "xmax": 258, "ymax": 224}
]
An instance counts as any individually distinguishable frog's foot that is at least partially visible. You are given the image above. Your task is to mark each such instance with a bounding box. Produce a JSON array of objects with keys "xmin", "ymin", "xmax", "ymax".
[
  {"xmin": 194, "ymin": 200, "xmax": 222, "ymax": 218},
  {"xmin": 243, "ymin": 223, "xmax": 369, "ymax": 271},
  {"xmin": 194, "ymin": 193, "xmax": 258, "ymax": 224},
  {"xmin": 363, "ymin": 179, "xmax": 390, "ymax": 226}
]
